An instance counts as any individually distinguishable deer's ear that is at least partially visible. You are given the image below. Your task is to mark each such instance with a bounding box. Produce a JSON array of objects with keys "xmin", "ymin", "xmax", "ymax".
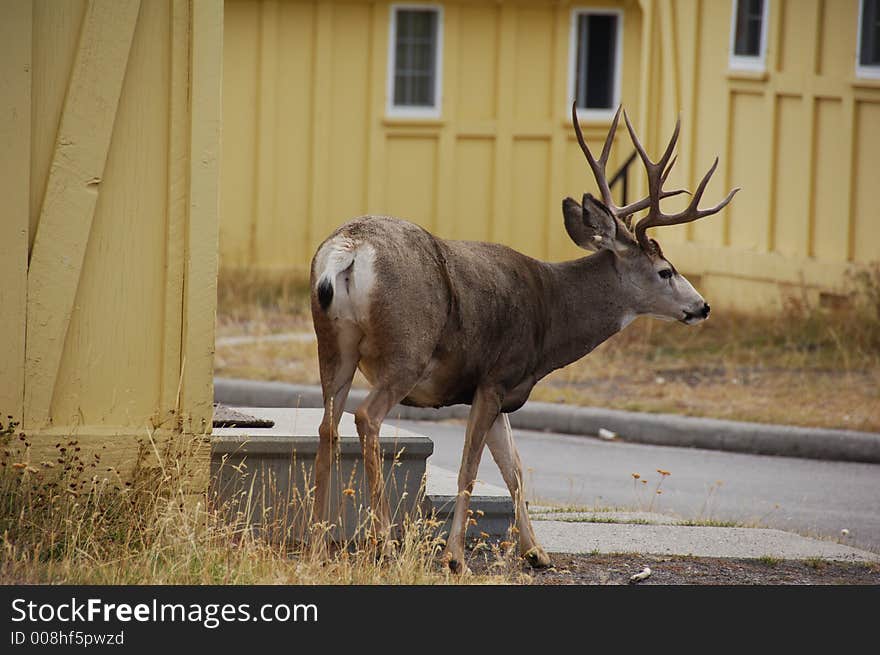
[{"xmin": 563, "ymin": 194, "xmax": 619, "ymax": 252}]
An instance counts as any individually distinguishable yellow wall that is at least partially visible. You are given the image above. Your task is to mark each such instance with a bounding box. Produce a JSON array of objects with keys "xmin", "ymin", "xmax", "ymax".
[
  {"xmin": 222, "ymin": 0, "xmax": 643, "ymax": 269},
  {"xmin": 0, "ymin": 0, "xmax": 223, "ymax": 452},
  {"xmin": 220, "ymin": 0, "xmax": 880, "ymax": 310},
  {"xmin": 644, "ymin": 0, "xmax": 880, "ymax": 309}
]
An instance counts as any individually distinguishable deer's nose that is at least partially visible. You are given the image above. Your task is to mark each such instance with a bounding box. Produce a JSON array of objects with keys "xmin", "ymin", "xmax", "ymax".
[{"xmin": 701, "ymin": 303, "xmax": 711, "ymax": 318}]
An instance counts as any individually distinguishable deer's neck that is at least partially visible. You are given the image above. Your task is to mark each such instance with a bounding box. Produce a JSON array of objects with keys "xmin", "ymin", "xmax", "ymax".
[{"xmin": 538, "ymin": 250, "xmax": 633, "ymax": 377}]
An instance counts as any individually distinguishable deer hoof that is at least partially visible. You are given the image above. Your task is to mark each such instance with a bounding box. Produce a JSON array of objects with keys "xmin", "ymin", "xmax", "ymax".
[
  {"xmin": 443, "ymin": 550, "xmax": 471, "ymax": 575},
  {"xmin": 448, "ymin": 559, "xmax": 472, "ymax": 576},
  {"xmin": 524, "ymin": 546, "xmax": 552, "ymax": 569}
]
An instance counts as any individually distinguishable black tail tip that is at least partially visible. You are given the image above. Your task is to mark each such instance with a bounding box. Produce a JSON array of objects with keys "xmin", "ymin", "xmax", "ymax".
[{"xmin": 317, "ymin": 278, "xmax": 334, "ymax": 311}]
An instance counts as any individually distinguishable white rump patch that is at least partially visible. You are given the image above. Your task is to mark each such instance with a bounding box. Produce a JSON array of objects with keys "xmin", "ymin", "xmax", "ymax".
[{"xmin": 315, "ymin": 237, "xmax": 376, "ymax": 325}]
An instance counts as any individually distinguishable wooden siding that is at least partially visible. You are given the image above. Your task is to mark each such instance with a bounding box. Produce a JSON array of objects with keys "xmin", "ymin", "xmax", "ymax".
[
  {"xmin": 0, "ymin": 0, "xmax": 223, "ymax": 450},
  {"xmin": 220, "ymin": 0, "xmax": 880, "ymax": 310}
]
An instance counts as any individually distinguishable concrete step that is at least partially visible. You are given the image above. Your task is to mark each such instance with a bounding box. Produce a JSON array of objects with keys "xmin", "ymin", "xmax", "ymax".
[
  {"xmin": 209, "ymin": 406, "xmax": 516, "ymax": 541},
  {"xmin": 425, "ymin": 464, "xmax": 514, "ymax": 540},
  {"xmin": 211, "ymin": 407, "xmax": 432, "ymax": 542}
]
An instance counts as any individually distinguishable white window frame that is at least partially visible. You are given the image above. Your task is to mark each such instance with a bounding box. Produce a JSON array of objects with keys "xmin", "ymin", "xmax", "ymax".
[
  {"xmin": 386, "ymin": 4, "xmax": 444, "ymax": 119},
  {"xmin": 856, "ymin": 0, "xmax": 880, "ymax": 79},
  {"xmin": 728, "ymin": 0, "xmax": 770, "ymax": 72},
  {"xmin": 567, "ymin": 7, "xmax": 624, "ymax": 122}
]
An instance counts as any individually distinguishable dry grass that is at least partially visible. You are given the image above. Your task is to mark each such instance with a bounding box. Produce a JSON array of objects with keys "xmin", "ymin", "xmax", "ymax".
[
  {"xmin": 216, "ymin": 268, "xmax": 312, "ymax": 338},
  {"xmin": 215, "ymin": 265, "xmax": 880, "ymax": 432},
  {"xmin": 0, "ymin": 419, "xmax": 522, "ymax": 585}
]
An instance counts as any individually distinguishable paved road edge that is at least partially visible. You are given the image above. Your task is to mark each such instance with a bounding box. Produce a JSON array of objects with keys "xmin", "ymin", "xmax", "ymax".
[{"xmin": 214, "ymin": 378, "xmax": 880, "ymax": 464}]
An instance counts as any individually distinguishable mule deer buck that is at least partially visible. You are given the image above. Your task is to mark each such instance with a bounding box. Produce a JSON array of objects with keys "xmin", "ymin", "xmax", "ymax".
[{"xmin": 309, "ymin": 103, "xmax": 738, "ymax": 573}]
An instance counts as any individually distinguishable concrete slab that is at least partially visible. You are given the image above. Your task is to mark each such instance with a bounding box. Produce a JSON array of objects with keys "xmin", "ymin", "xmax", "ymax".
[
  {"xmin": 532, "ymin": 520, "xmax": 880, "ymax": 562},
  {"xmin": 425, "ymin": 464, "xmax": 515, "ymax": 539},
  {"xmin": 530, "ymin": 509, "xmax": 689, "ymax": 525},
  {"xmin": 212, "ymin": 406, "xmax": 428, "ymax": 444},
  {"xmin": 211, "ymin": 407, "xmax": 432, "ymax": 541},
  {"xmin": 210, "ymin": 407, "xmax": 517, "ymax": 540},
  {"xmin": 425, "ymin": 464, "xmax": 510, "ymax": 498}
]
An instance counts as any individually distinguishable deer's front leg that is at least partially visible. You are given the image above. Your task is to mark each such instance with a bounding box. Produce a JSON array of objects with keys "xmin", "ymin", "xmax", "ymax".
[
  {"xmin": 443, "ymin": 387, "xmax": 502, "ymax": 574},
  {"xmin": 485, "ymin": 413, "xmax": 551, "ymax": 568}
]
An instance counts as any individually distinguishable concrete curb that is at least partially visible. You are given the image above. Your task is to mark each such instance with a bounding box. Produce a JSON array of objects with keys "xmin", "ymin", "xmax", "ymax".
[{"xmin": 214, "ymin": 378, "xmax": 880, "ymax": 464}]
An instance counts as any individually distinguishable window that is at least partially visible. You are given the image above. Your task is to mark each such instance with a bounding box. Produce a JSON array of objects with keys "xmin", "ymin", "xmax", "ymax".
[
  {"xmin": 387, "ymin": 5, "xmax": 443, "ymax": 118},
  {"xmin": 729, "ymin": 0, "xmax": 769, "ymax": 71},
  {"xmin": 858, "ymin": 0, "xmax": 880, "ymax": 77},
  {"xmin": 570, "ymin": 9, "xmax": 623, "ymax": 117}
]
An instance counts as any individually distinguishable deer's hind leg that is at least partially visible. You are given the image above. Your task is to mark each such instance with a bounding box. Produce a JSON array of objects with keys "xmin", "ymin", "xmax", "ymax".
[
  {"xmin": 352, "ymin": 376, "xmax": 425, "ymax": 548},
  {"xmin": 352, "ymin": 335, "xmax": 440, "ymax": 548},
  {"xmin": 312, "ymin": 320, "xmax": 361, "ymax": 530}
]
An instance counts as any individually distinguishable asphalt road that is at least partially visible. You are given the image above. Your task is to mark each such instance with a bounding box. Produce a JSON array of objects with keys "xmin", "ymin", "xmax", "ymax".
[{"xmin": 387, "ymin": 418, "xmax": 880, "ymax": 554}]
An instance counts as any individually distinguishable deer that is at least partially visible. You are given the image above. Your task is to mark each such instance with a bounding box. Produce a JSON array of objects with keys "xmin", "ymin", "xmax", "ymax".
[{"xmin": 308, "ymin": 103, "xmax": 739, "ymax": 573}]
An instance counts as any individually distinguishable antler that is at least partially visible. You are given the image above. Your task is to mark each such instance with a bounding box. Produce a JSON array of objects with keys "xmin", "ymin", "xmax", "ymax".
[
  {"xmin": 571, "ymin": 102, "xmax": 688, "ymax": 223},
  {"xmin": 621, "ymin": 109, "xmax": 741, "ymax": 253},
  {"xmin": 571, "ymin": 102, "xmax": 740, "ymax": 253}
]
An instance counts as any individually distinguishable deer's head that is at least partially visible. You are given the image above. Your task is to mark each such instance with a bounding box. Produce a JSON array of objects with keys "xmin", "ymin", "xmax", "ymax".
[{"xmin": 563, "ymin": 104, "xmax": 739, "ymax": 325}]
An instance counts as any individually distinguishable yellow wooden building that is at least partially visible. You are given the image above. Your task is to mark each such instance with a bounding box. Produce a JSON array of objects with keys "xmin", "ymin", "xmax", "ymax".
[
  {"xmin": 0, "ymin": 0, "xmax": 222, "ymax": 453},
  {"xmin": 221, "ymin": 0, "xmax": 880, "ymax": 310},
  {"xmin": 2, "ymin": 0, "xmax": 877, "ymax": 449}
]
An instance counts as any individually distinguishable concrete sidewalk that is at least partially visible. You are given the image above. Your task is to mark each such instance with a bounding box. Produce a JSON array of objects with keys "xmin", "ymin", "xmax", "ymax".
[
  {"xmin": 424, "ymin": 463, "xmax": 880, "ymax": 563},
  {"xmin": 215, "ymin": 377, "xmax": 880, "ymax": 464},
  {"xmin": 213, "ymin": 403, "xmax": 879, "ymax": 564}
]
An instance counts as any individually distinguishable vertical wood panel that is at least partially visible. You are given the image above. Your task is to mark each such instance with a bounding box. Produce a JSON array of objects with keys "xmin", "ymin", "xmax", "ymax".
[
  {"xmin": 365, "ymin": 2, "xmax": 389, "ymax": 215},
  {"xmin": 852, "ymin": 100, "xmax": 880, "ymax": 263},
  {"xmin": 159, "ymin": 0, "xmax": 191, "ymax": 429},
  {"xmin": 778, "ymin": 0, "xmax": 812, "ymax": 76},
  {"xmin": 457, "ymin": 4, "xmax": 497, "ymax": 121},
  {"xmin": 690, "ymin": 0, "xmax": 728, "ymax": 247},
  {"xmin": 327, "ymin": 2, "xmax": 370, "ymax": 229},
  {"xmin": 510, "ymin": 138, "xmax": 549, "ymax": 259},
  {"xmin": 182, "ymin": 0, "xmax": 223, "ymax": 433},
  {"xmin": 727, "ymin": 92, "xmax": 769, "ymax": 253},
  {"xmin": 275, "ymin": 0, "xmax": 316, "ymax": 266},
  {"xmin": 453, "ymin": 138, "xmax": 494, "ymax": 242},
  {"xmin": 812, "ymin": 98, "xmax": 848, "ymax": 262},
  {"xmin": 681, "ymin": 0, "xmax": 701, "ymax": 243},
  {"xmin": 0, "ymin": 0, "xmax": 31, "ymax": 425},
  {"xmin": 220, "ymin": 0, "xmax": 259, "ymax": 267},
  {"xmin": 29, "ymin": 0, "xmax": 88, "ymax": 253},
  {"xmin": 817, "ymin": 0, "xmax": 849, "ymax": 77},
  {"xmin": 513, "ymin": 5, "xmax": 553, "ymax": 121},
  {"xmin": 308, "ymin": 2, "xmax": 333, "ymax": 256},
  {"xmin": 435, "ymin": 3, "xmax": 457, "ymax": 240},
  {"xmin": 25, "ymin": 0, "xmax": 141, "ymax": 429},
  {"xmin": 254, "ymin": 0, "xmax": 279, "ymax": 265},
  {"xmin": 53, "ymin": 0, "xmax": 171, "ymax": 428},
  {"xmin": 772, "ymin": 95, "xmax": 810, "ymax": 258},
  {"xmin": 385, "ymin": 136, "xmax": 438, "ymax": 231},
  {"xmin": 491, "ymin": 3, "xmax": 516, "ymax": 246},
  {"xmin": 547, "ymin": 3, "xmax": 570, "ymax": 261}
]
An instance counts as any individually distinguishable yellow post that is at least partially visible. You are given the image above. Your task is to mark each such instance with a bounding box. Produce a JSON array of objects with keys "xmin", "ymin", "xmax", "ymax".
[
  {"xmin": 0, "ymin": 0, "xmax": 31, "ymax": 428},
  {"xmin": 0, "ymin": 0, "xmax": 223, "ymax": 463}
]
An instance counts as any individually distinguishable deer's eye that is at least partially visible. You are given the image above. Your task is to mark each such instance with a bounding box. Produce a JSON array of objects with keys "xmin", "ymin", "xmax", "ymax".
[{"xmin": 658, "ymin": 269, "xmax": 673, "ymax": 280}]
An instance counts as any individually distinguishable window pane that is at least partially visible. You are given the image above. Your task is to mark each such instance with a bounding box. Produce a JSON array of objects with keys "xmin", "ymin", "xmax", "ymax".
[
  {"xmin": 413, "ymin": 41, "xmax": 433, "ymax": 71},
  {"xmin": 734, "ymin": 0, "xmax": 764, "ymax": 57},
  {"xmin": 860, "ymin": 0, "xmax": 880, "ymax": 66},
  {"xmin": 394, "ymin": 74, "xmax": 410, "ymax": 106},
  {"xmin": 575, "ymin": 14, "xmax": 617, "ymax": 110},
  {"xmin": 393, "ymin": 9, "xmax": 438, "ymax": 107}
]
